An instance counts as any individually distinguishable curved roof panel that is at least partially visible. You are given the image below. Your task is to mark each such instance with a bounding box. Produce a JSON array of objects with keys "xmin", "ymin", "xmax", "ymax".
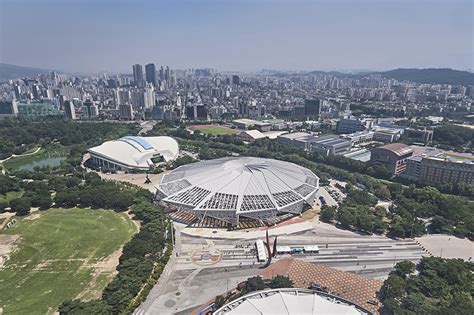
[
  {"xmin": 376, "ymin": 143, "xmax": 414, "ymax": 157},
  {"xmin": 157, "ymin": 157, "xmax": 319, "ymax": 215},
  {"xmin": 88, "ymin": 136, "xmax": 179, "ymax": 169},
  {"xmin": 215, "ymin": 288, "xmax": 369, "ymax": 315}
]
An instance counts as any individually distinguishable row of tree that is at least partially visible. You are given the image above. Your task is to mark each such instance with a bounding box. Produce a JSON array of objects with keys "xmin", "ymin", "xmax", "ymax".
[{"xmin": 380, "ymin": 257, "xmax": 473, "ymax": 314}]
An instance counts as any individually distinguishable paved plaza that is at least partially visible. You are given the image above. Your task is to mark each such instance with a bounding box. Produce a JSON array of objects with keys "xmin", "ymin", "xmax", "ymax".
[
  {"xmin": 416, "ymin": 234, "xmax": 473, "ymax": 261},
  {"xmin": 135, "ymin": 220, "xmax": 429, "ymax": 315}
]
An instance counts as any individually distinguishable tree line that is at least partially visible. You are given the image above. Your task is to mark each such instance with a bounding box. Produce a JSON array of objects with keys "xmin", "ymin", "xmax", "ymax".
[{"xmin": 380, "ymin": 257, "xmax": 473, "ymax": 314}]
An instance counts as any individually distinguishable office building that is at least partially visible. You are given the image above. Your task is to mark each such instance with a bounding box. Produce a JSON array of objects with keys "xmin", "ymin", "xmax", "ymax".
[
  {"xmin": 304, "ymin": 99, "xmax": 321, "ymax": 120},
  {"xmin": 278, "ymin": 133, "xmax": 351, "ymax": 156},
  {"xmin": 0, "ymin": 100, "xmax": 19, "ymax": 119},
  {"xmin": 405, "ymin": 128, "xmax": 434, "ymax": 143},
  {"xmin": 311, "ymin": 135, "xmax": 352, "ymax": 156},
  {"xmin": 119, "ymin": 104, "xmax": 133, "ymax": 120},
  {"xmin": 373, "ymin": 128, "xmax": 402, "ymax": 143},
  {"xmin": 336, "ymin": 118, "xmax": 372, "ymax": 134},
  {"xmin": 341, "ymin": 130, "xmax": 374, "ymax": 145},
  {"xmin": 418, "ymin": 154, "xmax": 474, "ymax": 185},
  {"xmin": 63, "ymin": 100, "xmax": 76, "ymax": 120},
  {"xmin": 186, "ymin": 103, "xmax": 207, "ymax": 120},
  {"xmin": 370, "ymin": 143, "xmax": 414, "ymax": 175},
  {"xmin": 232, "ymin": 75, "xmax": 240, "ymax": 85},
  {"xmin": 145, "ymin": 63, "xmax": 157, "ymax": 86},
  {"xmin": 132, "ymin": 64, "xmax": 145, "ymax": 87}
]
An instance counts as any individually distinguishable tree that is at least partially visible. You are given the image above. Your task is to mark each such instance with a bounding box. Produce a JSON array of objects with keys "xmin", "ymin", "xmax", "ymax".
[
  {"xmin": 393, "ymin": 261, "xmax": 415, "ymax": 278},
  {"xmin": 242, "ymin": 276, "xmax": 265, "ymax": 295},
  {"xmin": 401, "ymin": 292, "xmax": 435, "ymax": 314},
  {"xmin": 9, "ymin": 197, "xmax": 31, "ymax": 216},
  {"xmin": 356, "ymin": 213, "xmax": 373, "ymax": 233},
  {"xmin": 374, "ymin": 185, "xmax": 391, "ymax": 201},
  {"xmin": 31, "ymin": 193, "xmax": 53, "ymax": 210},
  {"xmin": 214, "ymin": 295, "xmax": 226, "ymax": 308},
  {"xmin": 59, "ymin": 299, "xmax": 112, "ymax": 315},
  {"xmin": 269, "ymin": 275, "xmax": 294, "ymax": 289},
  {"xmin": 339, "ymin": 210, "xmax": 356, "ymax": 228},
  {"xmin": 381, "ymin": 275, "xmax": 406, "ymax": 300},
  {"xmin": 388, "ymin": 221, "xmax": 405, "ymax": 239},
  {"xmin": 320, "ymin": 205, "xmax": 335, "ymax": 222},
  {"xmin": 0, "ymin": 200, "xmax": 8, "ymax": 212}
]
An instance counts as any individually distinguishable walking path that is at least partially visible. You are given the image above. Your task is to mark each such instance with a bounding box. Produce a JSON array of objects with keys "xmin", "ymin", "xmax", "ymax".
[{"xmin": 0, "ymin": 146, "xmax": 42, "ymax": 164}]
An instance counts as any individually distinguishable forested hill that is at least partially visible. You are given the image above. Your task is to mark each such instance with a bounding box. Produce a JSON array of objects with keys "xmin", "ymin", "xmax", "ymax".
[
  {"xmin": 378, "ymin": 68, "xmax": 474, "ymax": 86},
  {"xmin": 0, "ymin": 63, "xmax": 51, "ymax": 82}
]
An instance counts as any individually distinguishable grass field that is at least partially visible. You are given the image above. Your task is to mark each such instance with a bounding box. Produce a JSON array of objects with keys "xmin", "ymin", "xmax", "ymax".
[
  {"xmin": 189, "ymin": 124, "xmax": 237, "ymax": 136},
  {"xmin": 0, "ymin": 191, "xmax": 23, "ymax": 203},
  {"xmin": 0, "ymin": 208, "xmax": 137, "ymax": 315}
]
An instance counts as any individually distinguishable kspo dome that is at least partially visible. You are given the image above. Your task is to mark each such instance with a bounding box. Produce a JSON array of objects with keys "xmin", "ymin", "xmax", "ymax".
[{"xmin": 156, "ymin": 157, "xmax": 319, "ymax": 226}]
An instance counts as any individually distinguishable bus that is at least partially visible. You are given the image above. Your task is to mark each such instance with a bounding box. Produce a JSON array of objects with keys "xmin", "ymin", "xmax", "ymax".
[{"xmin": 255, "ymin": 239, "xmax": 268, "ymax": 262}]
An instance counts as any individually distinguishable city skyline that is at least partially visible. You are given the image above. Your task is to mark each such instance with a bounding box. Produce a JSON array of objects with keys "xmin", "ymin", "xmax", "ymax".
[{"xmin": 1, "ymin": 0, "xmax": 472, "ymax": 73}]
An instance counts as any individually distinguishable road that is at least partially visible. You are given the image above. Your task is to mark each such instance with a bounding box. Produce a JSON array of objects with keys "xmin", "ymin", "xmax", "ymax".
[{"xmin": 134, "ymin": 221, "xmax": 428, "ymax": 314}]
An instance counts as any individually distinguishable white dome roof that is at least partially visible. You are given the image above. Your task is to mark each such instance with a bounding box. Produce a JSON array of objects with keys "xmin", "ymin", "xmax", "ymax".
[
  {"xmin": 156, "ymin": 157, "xmax": 319, "ymax": 224},
  {"xmin": 88, "ymin": 136, "xmax": 179, "ymax": 169},
  {"xmin": 215, "ymin": 288, "xmax": 368, "ymax": 315}
]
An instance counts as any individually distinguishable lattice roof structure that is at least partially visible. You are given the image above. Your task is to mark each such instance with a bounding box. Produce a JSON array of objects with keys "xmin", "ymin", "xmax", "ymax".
[{"xmin": 156, "ymin": 157, "xmax": 319, "ymax": 225}]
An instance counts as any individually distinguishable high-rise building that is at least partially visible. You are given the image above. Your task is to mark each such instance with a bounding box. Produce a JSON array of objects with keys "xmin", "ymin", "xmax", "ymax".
[
  {"xmin": 63, "ymin": 100, "xmax": 76, "ymax": 120},
  {"xmin": 304, "ymin": 99, "xmax": 321, "ymax": 120},
  {"xmin": 13, "ymin": 84, "xmax": 21, "ymax": 100},
  {"xmin": 232, "ymin": 75, "xmax": 240, "ymax": 85},
  {"xmin": 145, "ymin": 83, "xmax": 156, "ymax": 109},
  {"xmin": 117, "ymin": 89, "xmax": 131, "ymax": 105},
  {"xmin": 131, "ymin": 89, "xmax": 146, "ymax": 108},
  {"xmin": 159, "ymin": 66, "xmax": 164, "ymax": 81},
  {"xmin": 145, "ymin": 63, "xmax": 157, "ymax": 86},
  {"xmin": 132, "ymin": 64, "xmax": 145, "ymax": 87},
  {"xmin": 32, "ymin": 84, "xmax": 41, "ymax": 100},
  {"xmin": 119, "ymin": 104, "xmax": 134, "ymax": 120},
  {"xmin": 165, "ymin": 66, "xmax": 170, "ymax": 81},
  {"xmin": 0, "ymin": 100, "xmax": 19, "ymax": 119},
  {"xmin": 82, "ymin": 99, "xmax": 98, "ymax": 118}
]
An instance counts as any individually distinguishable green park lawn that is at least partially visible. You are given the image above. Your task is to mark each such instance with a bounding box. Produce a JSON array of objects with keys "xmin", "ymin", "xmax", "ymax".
[
  {"xmin": 0, "ymin": 190, "xmax": 23, "ymax": 202},
  {"xmin": 191, "ymin": 125, "xmax": 237, "ymax": 136},
  {"xmin": 0, "ymin": 208, "xmax": 137, "ymax": 315}
]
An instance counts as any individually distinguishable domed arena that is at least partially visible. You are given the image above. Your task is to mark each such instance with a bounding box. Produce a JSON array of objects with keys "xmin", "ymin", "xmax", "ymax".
[{"xmin": 156, "ymin": 157, "xmax": 319, "ymax": 226}]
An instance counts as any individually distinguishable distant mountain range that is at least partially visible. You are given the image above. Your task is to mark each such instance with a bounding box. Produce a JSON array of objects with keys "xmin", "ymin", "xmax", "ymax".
[
  {"xmin": 308, "ymin": 68, "xmax": 474, "ymax": 86},
  {"xmin": 2, "ymin": 63, "xmax": 473, "ymax": 86},
  {"xmin": 376, "ymin": 68, "xmax": 474, "ymax": 86},
  {"xmin": 0, "ymin": 63, "xmax": 51, "ymax": 82}
]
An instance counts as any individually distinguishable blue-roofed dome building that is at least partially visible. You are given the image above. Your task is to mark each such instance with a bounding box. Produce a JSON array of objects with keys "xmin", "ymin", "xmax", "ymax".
[
  {"xmin": 88, "ymin": 136, "xmax": 179, "ymax": 171},
  {"xmin": 156, "ymin": 157, "xmax": 319, "ymax": 226}
]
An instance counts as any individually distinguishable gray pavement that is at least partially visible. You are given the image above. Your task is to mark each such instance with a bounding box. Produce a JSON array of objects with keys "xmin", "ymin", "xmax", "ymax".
[{"xmin": 135, "ymin": 222, "xmax": 428, "ymax": 315}]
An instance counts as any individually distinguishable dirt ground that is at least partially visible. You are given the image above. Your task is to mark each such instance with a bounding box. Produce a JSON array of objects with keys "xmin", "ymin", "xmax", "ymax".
[
  {"xmin": 76, "ymin": 248, "xmax": 124, "ymax": 301},
  {"xmin": 0, "ymin": 234, "xmax": 20, "ymax": 269},
  {"xmin": 98, "ymin": 172, "xmax": 165, "ymax": 193}
]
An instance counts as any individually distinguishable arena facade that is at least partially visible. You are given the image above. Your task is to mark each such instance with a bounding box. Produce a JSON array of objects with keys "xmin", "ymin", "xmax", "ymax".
[
  {"xmin": 88, "ymin": 136, "xmax": 179, "ymax": 171},
  {"xmin": 155, "ymin": 157, "xmax": 319, "ymax": 226}
]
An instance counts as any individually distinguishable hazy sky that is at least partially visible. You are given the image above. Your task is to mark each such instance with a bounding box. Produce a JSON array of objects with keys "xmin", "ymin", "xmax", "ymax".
[{"xmin": 0, "ymin": 0, "xmax": 472, "ymax": 73}]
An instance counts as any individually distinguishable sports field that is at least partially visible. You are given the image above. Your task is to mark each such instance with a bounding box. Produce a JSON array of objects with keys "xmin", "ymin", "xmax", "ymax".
[
  {"xmin": 0, "ymin": 208, "xmax": 137, "ymax": 314},
  {"xmin": 188, "ymin": 124, "xmax": 237, "ymax": 136}
]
